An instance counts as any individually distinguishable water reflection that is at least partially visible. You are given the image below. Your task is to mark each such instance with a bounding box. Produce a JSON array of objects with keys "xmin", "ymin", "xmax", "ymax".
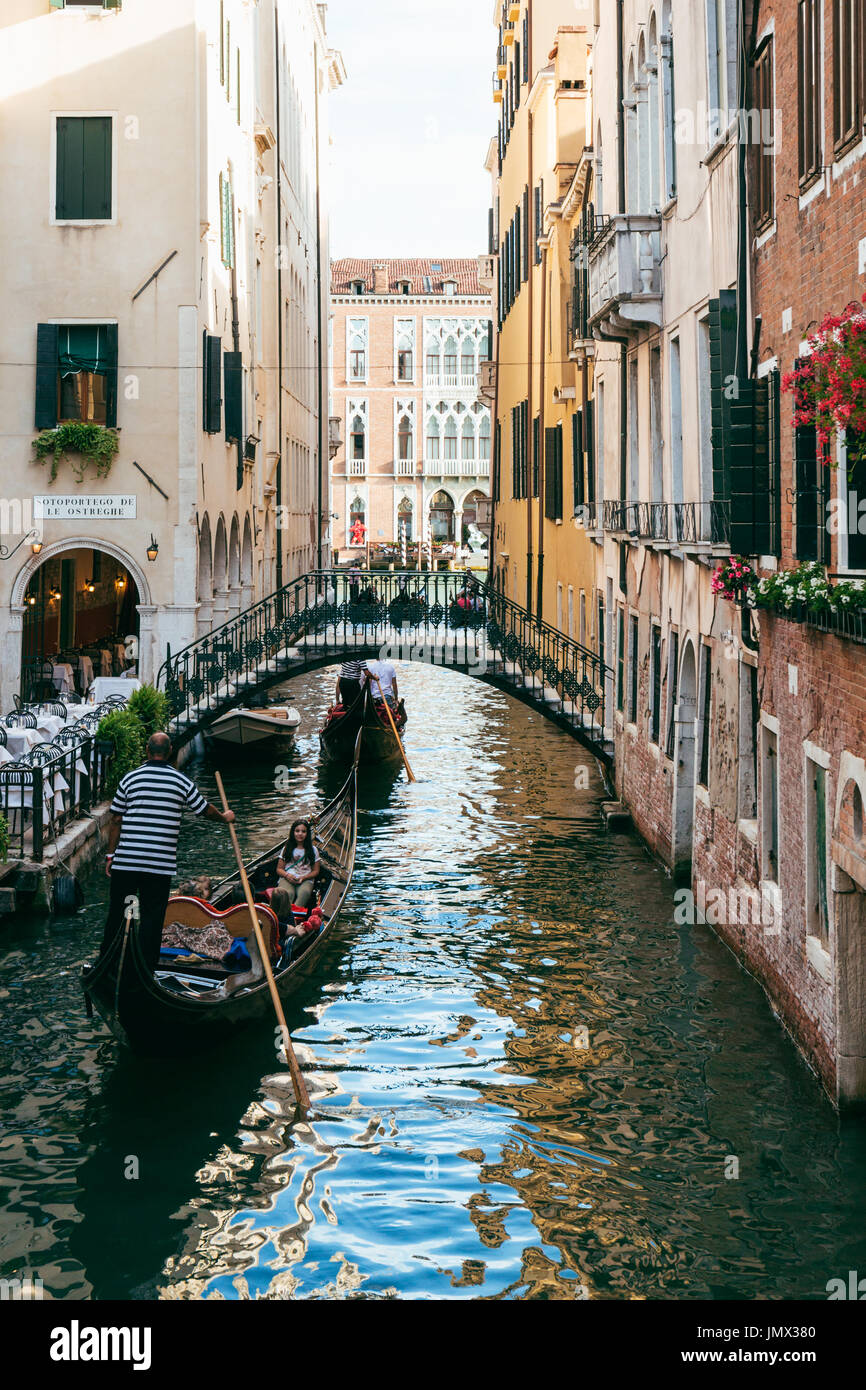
[{"xmin": 1, "ymin": 663, "xmax": 864, "ymax": 1300}]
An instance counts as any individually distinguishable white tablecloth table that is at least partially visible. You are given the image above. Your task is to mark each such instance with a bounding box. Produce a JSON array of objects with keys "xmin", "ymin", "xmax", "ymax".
[
  {"xmin": 36, "ymin": 716, "xmax": 65, "ymax": 740},
  {"xmin": 52, "ymin": 664, "xmax": 75, "ymax": 694},
  {"xmin": 87, "ymin": 677, "xmax": 142, "ymax": 705},
  {"xmin": 75, "ymin": 656, "xmax": 95, "ymax": 690},
  {"xmin": 1, "ymin": 727, "xmax": 45, "ymax": 758}
]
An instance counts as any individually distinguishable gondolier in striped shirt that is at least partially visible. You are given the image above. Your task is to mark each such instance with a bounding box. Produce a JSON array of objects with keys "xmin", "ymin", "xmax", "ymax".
[
  {"xmin": 336, "ymin": 657, "xmax": 369, "ymax": 709},
  {"xmin": 98, "ymin": 732, "xmax": 235, "ymax": 973}
]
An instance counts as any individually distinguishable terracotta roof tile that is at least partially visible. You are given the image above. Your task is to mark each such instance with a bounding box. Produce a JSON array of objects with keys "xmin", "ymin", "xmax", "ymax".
[{"xmin": 331, "ymin": 258, "xmax": 485, "ymax": 296}]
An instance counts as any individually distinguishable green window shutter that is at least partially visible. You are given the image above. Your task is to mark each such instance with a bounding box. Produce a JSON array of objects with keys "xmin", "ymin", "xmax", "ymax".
[
  {"xmin": 573, "ymin": 409, "xmax": 585, "ymax": 511},
  {"xmin": 767, "ymin": 368, "xmax": 782, "ymax": 557},
  {"xmin": 35, "ymin": 323, "xmax": 59, "ymax": 430},
  {"xmin": 50, "ymin": 1, "xmax": 64, "ymax": 9},
  {"xmin": 103, "ymin": 323, "xmax": 118, "ymax": 427},
  {"xmin": 224, "ymin": 351, "xmax": 243, "ymax": 443},
  {"xmin": 203, "ymin": 333, "xmax": 222, "ymax": 433},
  {"xmin": 586, "ymin": 398, "xmax": 596, "ymax": 506},
  {"xmin": 707, "ymin": 290, "xmax": 738, "ymax": 507},
  {"xmin": 103, "ymin": 1, "xmax": 121, "ymax": 9},
  {"xmin": 56, "ymin": 116, "xmax": 111, "ymax": 220}
]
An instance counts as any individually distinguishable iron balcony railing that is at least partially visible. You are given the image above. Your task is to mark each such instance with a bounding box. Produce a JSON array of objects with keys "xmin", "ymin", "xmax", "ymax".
[
  {"xmin": 601, "ymin": 500, "xmax": 731, "ymax": 547},
  {"xmin": 157, "ymin": 569, "xmax": 612, "ymax": 750}
]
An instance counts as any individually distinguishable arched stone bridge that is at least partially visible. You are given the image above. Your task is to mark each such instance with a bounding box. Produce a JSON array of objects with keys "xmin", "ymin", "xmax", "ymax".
[{"xmin": 157, "ymin": 569, "xmax": 613, "ymax": 761}]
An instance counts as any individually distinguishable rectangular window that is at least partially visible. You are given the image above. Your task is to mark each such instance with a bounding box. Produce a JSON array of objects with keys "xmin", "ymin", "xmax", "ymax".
[
  {"xmin": 799, "ymin": 0, "xmax": 823, "ymax": 185},
  {"xmin": 650, "ymin": 625, "xmax": 662, "ymax": 745},
  {"xmin": 597, "ymin": 595, "xmax": 605, "ymax": 664},
  {"xmin": 349, "ymin": 349, "xmax": 366, "ymax": 380},
  {"xmin": 666, "ymin": 630, "xmax": 679, "ymax": 759},
  {"xmin": 220, "ymin": 171, "xmax": 235, "ymax": 268},
  {"xmin": 753, "ymin": 39, "xmax": 775, "ymax": 230},
  {"xmin": 738, "ymin": 661, "xmax": 759, "ymax": 820},
  {"xmin": 36, "ymin": 323, "xmax": 118, "ymax": 430},
  {"xmin": 627, "ymin": 616, "xmax": 639, "ymax": 725},
  {"xmin": 55, "ymin": 115, "xmax": 112, "ymax": 221},
  {"xmin": 833, "ymin": 0, "xmax": 866, "ymax": 154},
  {"xmin": 397, "ymin": 350, "xmax": 413, "ymax": 381},
  {"xmin": 699, "ymin": 644, "xmax": 713, "ymax": 788},
  {"xmin": 617, "ymin": 609, "xmax": 626, "ymax": 713},
  {"xmin": 806, "ymin": 757, "xmax": 830, "ymax": 949},
  {"xmin": 532, "ymin": 415, "xmax": 540, "ymax": 498},
  {"xmin": 573, "ymin": 409, "xmax": 585, "ymax": 513},
  {"xmin": 761, "ymin": 726, "xmax": 780, "ymax": 883},
  {"xmin": 203, "ymin": 331, "xmax": 222, "ymax": 433},
  {"xmin": 544, "ymin": 425, "xmax": 563, "ymax": 521}
]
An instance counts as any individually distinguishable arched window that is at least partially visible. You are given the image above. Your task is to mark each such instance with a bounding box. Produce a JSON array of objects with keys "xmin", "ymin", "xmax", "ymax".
[
  {"xmin": 398, "ymin": 413, "xmax": 413, "ymax": 460},
  {"xmin": 444, "ymin": 416, "xmax": 458, "ymax": 460},
  {"xmin": 479, "ymin": 416, "xmax": 491, "ymax": 460},
  {"xmin": 443, "ymin": 337, "xmax": 458, "ymax": 380},
  {"xmin": 426, "ymin": 414, "xmax": 440, "ymax": 459},
  {"xmin": 626, "ymin": 55, "xmax": 640, "ymax": 213},
  {"xmin": 461, "ymin": 339, "xmax": 476, "ymax": 379},
  {"xmin": 350, "ymin": 413, "xmax": 365, "ymax": 461},
  {"xmin": 397, "ymin": 497, "xmax": 413, "ymax": 541},
  {"xmin": 348, "ymin": 319, "xmax": 367, "ymax": 380},
  {"xmin": 462, "ymin": 417, "xmax": 475, "ymax": 460},
  {"xmin": 661, "ymin": 2, "xmax": 677, "ymax": 201},
  {"xmin": 645, "ymin": 20, "xmax": 661, "ymax": 209},
  {"xmin": 349, "ymin": 495, "xmax": 366, "ymax": 539},
  {"xmin": 430, "ymin": 490, "xmax": 455, "ymax": 541}
]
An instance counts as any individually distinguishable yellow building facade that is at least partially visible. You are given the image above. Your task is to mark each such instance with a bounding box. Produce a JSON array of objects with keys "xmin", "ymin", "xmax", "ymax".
[{"xmin": 489, "ymin": 2, "xmax": 598, "ymax": 656}]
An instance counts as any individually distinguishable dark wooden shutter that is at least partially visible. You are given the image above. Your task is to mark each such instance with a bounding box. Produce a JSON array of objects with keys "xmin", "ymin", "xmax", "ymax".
[
  {"xmin": 103, "ymin": 322, "xmax": 119, "ymax": 427},
  {"xmin": 522, "ymin": 188, "xmax": 530, "ymax": 281},
  {"xmin": 573, "ymin": 409, "xmax": 585, "ymax": 511},
  {"xmin": 545, "ymin": 426, "xmax": 563, "ymax": 521},
  {"xmin": 57, "ymin": 117, "xmax": 112, "ymax": 220},
  {"xmin": 203, "ymin": 333, "xmax": 222, "ymax": 432},
  {"xmin": 35, "ymin": 324, "xmax": 59, "ymax": 430},
  {"xmin": 55, "ymin": 117, "xmax": 80, "ymax": 220},
  {"xmin": 707, "ymin": 290, "xmax": 738, "ymax": 513},
  {"xmin": 586, "ymin": 397, "xmax": 596, "ymax": 506},
  {"xmin": 224, "ymin": 351, "xmax": 243, "ymax": 442},
  {"xmin": 767, "ymin": 368, "xmax": 782, "ymax": 555}
]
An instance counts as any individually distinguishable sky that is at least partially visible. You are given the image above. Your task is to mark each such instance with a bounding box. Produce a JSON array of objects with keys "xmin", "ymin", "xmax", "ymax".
[{"xmin": 325, "ymin": 0, "xmax": 494, "ymax": 260}]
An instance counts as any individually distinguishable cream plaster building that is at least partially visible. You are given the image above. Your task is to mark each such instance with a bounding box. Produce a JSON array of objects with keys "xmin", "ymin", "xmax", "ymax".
[{"xmin": 0, "ymin": 0, "xmax": 344, "ymax": 709}]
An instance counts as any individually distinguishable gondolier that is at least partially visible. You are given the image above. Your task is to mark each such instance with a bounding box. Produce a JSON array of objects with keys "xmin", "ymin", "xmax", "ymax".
[
  {"xmin": 336, "ymin": 656, "xmax": 369, "ymax": 708},
  {"xmin": 98, "ymin": 732, "xmax": 235, "ymax": 974}
]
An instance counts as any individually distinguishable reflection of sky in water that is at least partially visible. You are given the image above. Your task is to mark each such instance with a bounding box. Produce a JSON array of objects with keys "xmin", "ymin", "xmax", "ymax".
[{"xmin": 2, "ymin": 662, "xmax": 865, "ymax": 1300}]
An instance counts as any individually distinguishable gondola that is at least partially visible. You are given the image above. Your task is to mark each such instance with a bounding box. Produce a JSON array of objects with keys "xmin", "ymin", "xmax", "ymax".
[
  {"xmin": 319, "ymin": 682, "xmax": 407, "ymax": 766},
  {"xmin": 81, "ymin": 747, "xmax": 359, "ymax": 1056}
]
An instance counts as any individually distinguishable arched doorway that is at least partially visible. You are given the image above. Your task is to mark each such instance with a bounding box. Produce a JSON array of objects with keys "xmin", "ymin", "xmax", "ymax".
[
  {"xmin": 241, "ymin": 515, "xmax": 254, "ymax": 609},
  {"xmin": 212, "ymin": 516, "xmax": 228, "ymax": 626},
  {"xmin": 429, "ymin": 490, "xmax": 455, "ymax": 543},
  {"xmin": 19, "ymin": 546, "xmax": 141, "ymax": 700},
  {"xmin": 672, "ymin": 639, "xmax": 698, "ymax": 877},
  {"xmin": 197, "ymin": 515, "xmax": 213, "ymax": 637},
  {"xmin": 397, "ymin": 497, "xmax": 413, "ymax": 543},
  {"xmin": 228, "ymin": 515, "xmax": 241, "ymax": 620},
  {"xmin": 460, "ymin": 489, "xmax": 489, "ymax": 549}
]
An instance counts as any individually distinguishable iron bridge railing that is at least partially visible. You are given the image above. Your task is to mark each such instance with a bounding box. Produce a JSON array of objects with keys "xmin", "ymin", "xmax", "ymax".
[{"xmin": 157, "ymin": 569, "xmax": 612, "ymax": 749}]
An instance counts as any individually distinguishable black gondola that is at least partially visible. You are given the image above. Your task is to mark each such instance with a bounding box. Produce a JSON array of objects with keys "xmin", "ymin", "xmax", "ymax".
[
  {"xmin": 81, "ymin": 750, "xmax": 359, "ymax": 1056},
  {"xmin": 319, "ymin": 682, "xmax": 407, "ymax": 766}
]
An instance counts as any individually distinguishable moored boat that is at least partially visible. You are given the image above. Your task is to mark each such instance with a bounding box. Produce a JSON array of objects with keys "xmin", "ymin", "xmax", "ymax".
[
  {"xmin": 81, "ymin": 748, "xmax": 358, "ymax": 1055},
  {"xmin": 206, "ymin": 704, "xmax": 301, "ymax": 748},
  {"xmin": 319, "ymin": 684, "xmax": 407, "ymax": 766}
]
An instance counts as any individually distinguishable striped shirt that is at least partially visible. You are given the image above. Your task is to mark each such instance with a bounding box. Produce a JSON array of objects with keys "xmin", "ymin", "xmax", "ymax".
[
  {"xmin": 340, "ymin": 659, "xmax": 368, "ymax": 683},
  {"xmin": 110, "ymin": 762, "xmax": 208, "ymax": 875}
]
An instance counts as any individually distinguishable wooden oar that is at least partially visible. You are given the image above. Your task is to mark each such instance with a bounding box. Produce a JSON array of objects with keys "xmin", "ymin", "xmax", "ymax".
[
  {"xmin": 214, "ymin": 771, "xmax": 310, "ymax": 1111},
  {"xmin": 370, "ymin": 675, "xmax": 416, "ymax": 782}
]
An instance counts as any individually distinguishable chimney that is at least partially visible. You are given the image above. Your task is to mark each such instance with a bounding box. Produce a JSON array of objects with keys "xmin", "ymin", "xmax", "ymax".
[{"xmin": 372, "ymin": 262, "xmax": 389, "ymax": 295}]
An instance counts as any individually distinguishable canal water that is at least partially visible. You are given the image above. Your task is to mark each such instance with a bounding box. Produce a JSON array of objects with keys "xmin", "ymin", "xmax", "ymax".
[{"xmin": 1, "ymin": 663, "xmax": 864, "ymax": 1301}]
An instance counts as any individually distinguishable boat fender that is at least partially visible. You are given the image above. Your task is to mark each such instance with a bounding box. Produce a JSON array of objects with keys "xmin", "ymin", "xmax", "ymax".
[{"xmin": 52, "ymin": 873, "xmax": 84, "ymax": 914}]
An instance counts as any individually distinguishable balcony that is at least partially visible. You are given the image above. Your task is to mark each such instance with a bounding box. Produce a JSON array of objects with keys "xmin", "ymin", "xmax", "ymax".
[
  {"xmin": 588, "ymin": 214, "xmax": 663, "ymax": 337},
  {"xmin": 328, "ymin": 416, "xmax": 343, "ymax": 460},
  {"xmin": 477, "ymin": 360, "xmax": 496, "ymax": 405},
  {"xmin": 493, "ymin": 75, "xmax": 503, "ymax": 104},
  {"xmin": 497, "ymin": 45, "xmax": 507, "ymax": 79},
  {"xmin": 424, "ymin": 455, "xmax": 490, "ymax": 479},
  {"xmin": 602, "ymin": 500, "xmax": 731, "ymax": 549},
  {"xmin": 507, "ymin": 2, "xmax": 521, "ymax": 20},
  {"xmin": 348, "ymin": 459, "xmax": 366, "ymax": 477},
  {"xmin": 395, "ymin": 458, "xmax": 416, "ymax": 477},
  {"xmin": 503, "ymin": 17, "xmax": 515, "ymax": 46}
]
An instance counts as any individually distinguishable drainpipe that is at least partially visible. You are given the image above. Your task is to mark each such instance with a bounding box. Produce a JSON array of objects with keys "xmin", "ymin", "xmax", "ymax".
[
  {"xmin": 615, "ymin": 0, "xmax": 629, "ymax": 580},
  {"xmin": 527, "ymin": 109, "xmax": 535, "ymax": 617},
  {"xmin": 536, "ymin": 242, "xmax": 548, "ymax": 622},
  {"xmin": 736, "ymin": 0, "xmax": 750, "ymax": 381},
  {"xmin": 274, "ymin": 8, "xmax": 284, "ymax": 595},
  {"xmin": 229, "ymin": 183, "xmax": 243, "ymax": 493},
  {"xmin": 487, "ymin": 313, "xmax": 502, "ymax": 590},
  {"xmin": 314, "ymin": 40, "xmax": 324, "ymax": 574}
]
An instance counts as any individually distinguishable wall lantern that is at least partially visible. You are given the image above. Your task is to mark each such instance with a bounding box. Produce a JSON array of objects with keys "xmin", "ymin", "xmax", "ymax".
[
  {"xmin": 31, "ymin": 540, "xmax": 43, "ymax": 555},
  {"xmin": 83, "ymin": 579, "xmax": 96, "ymax": 595},
  {"xmin": 26, "ymin": 593, "xmax": 36, "ymax": 606},
  {"xmin": 146, "ymin": 535, "xmax": 159, "ymax": 562},
  {"xmin": 49, "ymin": 586, "xmax": 61, "ymax": 602},
  {"xmin": 115, "ymin": 575, "xmax": 126, "ymax": 591}
]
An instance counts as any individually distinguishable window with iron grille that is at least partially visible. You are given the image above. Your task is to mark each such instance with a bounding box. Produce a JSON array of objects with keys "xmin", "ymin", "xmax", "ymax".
[
  {"xmin": 833, "ymin": 0, "xmax": 866, "ymax": 155},
  {"xmin": 798, "ymin": 0, "xmax": 823, "ymax": 186},
  {"xmin": 627, "ymin": 616, "xmax": 639, "ymax": 725},
  {"xmin": 650, "ymin": 625, "xmax": 662, "ymax": 746},
  {"xmin": 699, "ymin": 644, "xmax": 713, "ymax": 789},
  {"xmin": 752, "ymin": 39, "xmax": 775, "ymax": 232}
]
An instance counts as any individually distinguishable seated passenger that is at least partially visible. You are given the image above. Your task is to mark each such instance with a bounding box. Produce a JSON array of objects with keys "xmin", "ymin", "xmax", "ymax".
[
  {"xmin": 276, "ymin": 819, "xmax": 320, "ymax": 910},
  {"xmin": 365, "ymin": 656, "xmax": 399, "ymax": 708}
]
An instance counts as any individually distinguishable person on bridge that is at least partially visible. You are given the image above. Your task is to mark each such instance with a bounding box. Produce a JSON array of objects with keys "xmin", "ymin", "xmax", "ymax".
[
  {"xmin": 365, "ymin": 656, "xmax": 399, "ymax": 709},
  {"xmin": 99, "ymin": 732, "xmax": 235, "ymax": 974},
  {"xmin": 336, "ymin": 657, "xmax": 369, "ymax": 709},
  {"xmin": 276, "ymin": 820, "xmax": 321, "ymax": 912}
]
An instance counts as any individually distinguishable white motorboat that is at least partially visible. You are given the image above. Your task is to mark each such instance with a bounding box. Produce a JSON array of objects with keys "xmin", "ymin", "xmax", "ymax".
[{"xmin": 207, "ymin": 704, "xmax": 301, "ymax": 748}]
